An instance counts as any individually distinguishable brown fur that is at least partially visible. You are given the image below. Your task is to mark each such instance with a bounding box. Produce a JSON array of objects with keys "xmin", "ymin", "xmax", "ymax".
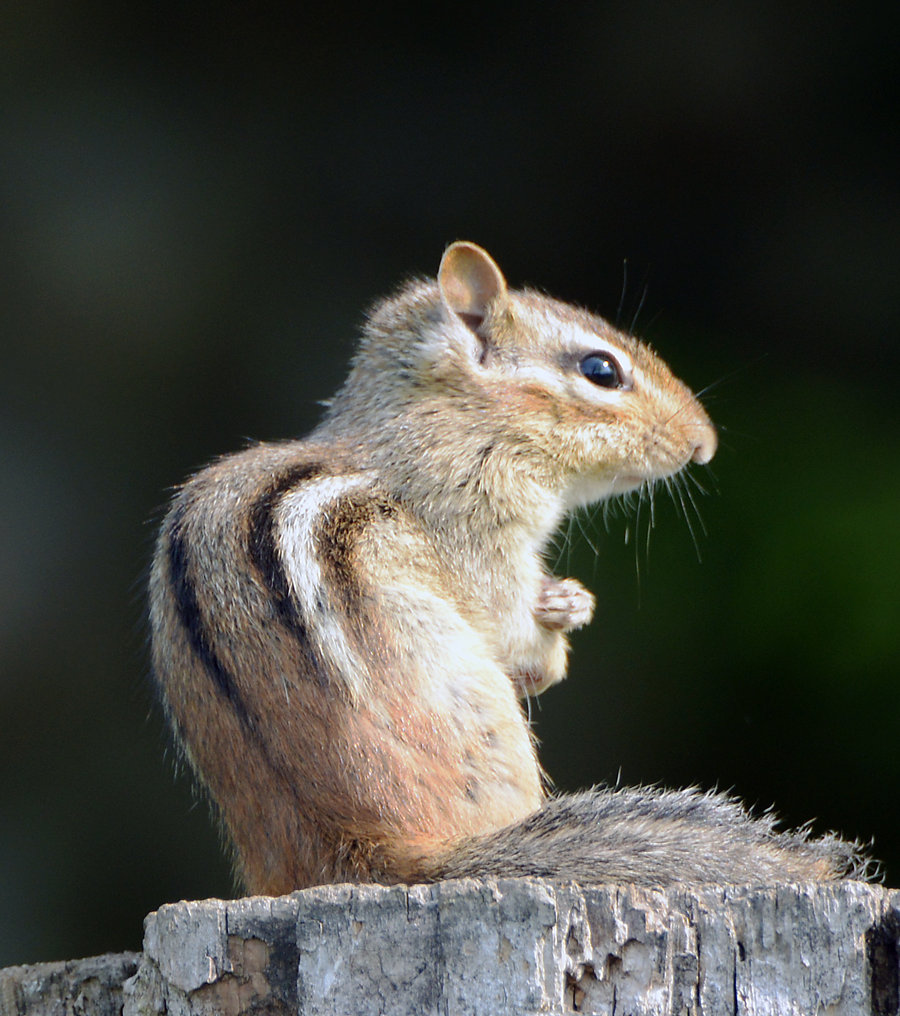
[{"xmin": 149, "ymin": 242, "xmax": 868, "ymax": 894}]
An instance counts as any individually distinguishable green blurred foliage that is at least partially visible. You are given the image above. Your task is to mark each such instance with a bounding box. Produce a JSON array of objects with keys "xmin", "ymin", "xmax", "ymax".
[{"xmin": 1, "ymin": 2, "xmax": 897, "ymax": 967}]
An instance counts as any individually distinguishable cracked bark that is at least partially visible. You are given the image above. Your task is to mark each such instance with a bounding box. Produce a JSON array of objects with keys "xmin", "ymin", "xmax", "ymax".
[{"xmin": 2, "ymin": 880, "xmax": 898, "ymax": 1016}]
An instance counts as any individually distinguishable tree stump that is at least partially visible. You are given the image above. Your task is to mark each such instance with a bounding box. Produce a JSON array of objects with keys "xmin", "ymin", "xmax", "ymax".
[{"xmin": 3, "ymin": 880, "xmax": 898, "ymax": 1015}]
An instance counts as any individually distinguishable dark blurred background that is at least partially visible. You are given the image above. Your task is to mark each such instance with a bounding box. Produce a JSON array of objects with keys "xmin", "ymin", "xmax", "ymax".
[{"xmin": 1, "ymin": 3, "xmax": 897, "ymax": 967}]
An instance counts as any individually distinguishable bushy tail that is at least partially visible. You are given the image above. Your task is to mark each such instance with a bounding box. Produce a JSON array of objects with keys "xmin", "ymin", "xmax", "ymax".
[{"xmin": 427, "ymin": 786, "xmax": 871, "ymax": 886}]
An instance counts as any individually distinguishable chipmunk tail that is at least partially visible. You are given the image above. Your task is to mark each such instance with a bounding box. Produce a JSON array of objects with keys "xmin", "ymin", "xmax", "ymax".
[{"xmin": 422, "ymin": 786, "xmax": 872, "ymax": 887}]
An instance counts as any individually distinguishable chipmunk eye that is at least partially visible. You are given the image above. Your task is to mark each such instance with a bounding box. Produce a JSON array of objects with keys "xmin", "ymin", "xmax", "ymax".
[{"xmin": 580, "ymin": 352, "xmax": 622, "ymax": 389}]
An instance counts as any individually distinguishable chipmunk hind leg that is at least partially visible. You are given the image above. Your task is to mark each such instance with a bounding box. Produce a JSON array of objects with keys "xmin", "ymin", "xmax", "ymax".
[{"xmin": 426, "ymin": 786, "xmax": 869, "ymax": 886}]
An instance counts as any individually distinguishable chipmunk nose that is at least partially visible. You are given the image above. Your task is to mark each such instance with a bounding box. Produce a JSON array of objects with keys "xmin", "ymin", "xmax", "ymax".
[{"xmin": 691, "ymin": 423, "xmax": 718, "ymax": 465}]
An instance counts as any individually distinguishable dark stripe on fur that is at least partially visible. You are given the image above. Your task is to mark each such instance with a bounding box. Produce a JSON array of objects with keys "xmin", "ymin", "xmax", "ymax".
[
  {"xmin": 313, "ymin": 492, "xmax": 399, "ymax": 670},
  {"xmin": 167, "ymin": 501, "xmax": 253, "ymax": 729},
  {"xmin": 315, "ymin": 492, "xmax": 397, "ymax": 612},
  {"xmin": 246, "ymin": 462, "xmax": 328, "ymax": 681}
]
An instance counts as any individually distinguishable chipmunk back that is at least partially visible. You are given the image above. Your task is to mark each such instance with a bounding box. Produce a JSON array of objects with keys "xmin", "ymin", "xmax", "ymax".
[{"xmin": 149, "ymin": 242, "xmax": 864, "ymax": 893}]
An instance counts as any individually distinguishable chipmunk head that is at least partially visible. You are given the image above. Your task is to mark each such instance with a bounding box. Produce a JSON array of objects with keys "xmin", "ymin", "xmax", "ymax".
[
  {"xmin": 324, "ymin": 242, "xmax": 716, "ymax": 516},
  {"xmin": 435, "ymin": 242, "xmax": 717, "ymax": 509}
]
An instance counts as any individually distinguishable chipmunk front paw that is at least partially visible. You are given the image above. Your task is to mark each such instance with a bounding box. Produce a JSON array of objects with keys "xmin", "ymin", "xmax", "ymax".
[{"xmin": 534, "ymin": 576, "xmax": 595, "ymax": 632}]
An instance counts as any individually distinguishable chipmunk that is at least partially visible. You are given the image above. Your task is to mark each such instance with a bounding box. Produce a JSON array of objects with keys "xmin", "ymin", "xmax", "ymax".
[{"xmin": 149, "ymin": 241, "xmax": 863, "ymax": 894}]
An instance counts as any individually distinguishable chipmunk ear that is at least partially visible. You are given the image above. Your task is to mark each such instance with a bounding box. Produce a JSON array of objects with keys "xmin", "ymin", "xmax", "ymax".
[{"xmin": 438, "ymin": 242, "xmax": 508, "ymax": 334}]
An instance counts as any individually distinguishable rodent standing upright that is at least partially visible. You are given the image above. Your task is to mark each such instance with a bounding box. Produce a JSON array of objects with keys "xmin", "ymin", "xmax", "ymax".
[{"xmin": 149, "ymin": 241, "xmax": 863, "ymax": 893}]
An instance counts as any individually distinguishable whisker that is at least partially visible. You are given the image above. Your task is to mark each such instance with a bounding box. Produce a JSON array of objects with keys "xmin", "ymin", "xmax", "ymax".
[
  {"xmin": 575, "ymin": 503, "xmax": 603, "ymax": 579},
  {"xmin": 681, "ymin": 473, "xmax": 709, "ymax": 539},
  {"xmin": 683, "ymin": 468, "xmax": 712, "ymax": 498},
  {"xmin": 690, "ymin": 355, "xmax": 769, "ymax": 403},
  {"xmin": 632, "ymin": 485, "xmax": 644, "ymax": 600},
  {"xmin": 662, "ymin": 388, "xmax": 713, "ymax": 427},
  {"xmin": 601, "ymin": 499, "xmax": 613, "ymax": 530},
  {"xmin": 629, "ymin": 280, "xmax": 649, "ymax": 335},
  {"xmin": 673, "ymin": 475, "xmax": 703, "ymax": 561},
  {"xmin": 551, "ymin": 515, "xmax": 573, "ymax": 573},
  {"xmin": 573, "ymin": 509, "xmax": 602, "ymax": 558},
  {"xmin": 663, "ymin": 476, "xmax": 681, "ymax": 525},
  {"xmin": 645, "ymin": 480, "xmax": 656, "ymax": 561},
  {"xmin": 616, "ymin": 258, "xmax": 629, "ymax": 327}
]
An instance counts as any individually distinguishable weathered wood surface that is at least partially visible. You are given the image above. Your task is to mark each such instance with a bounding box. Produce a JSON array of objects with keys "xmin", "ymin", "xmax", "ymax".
[
  {"xmin": 125, "ymin": 879, "xmax": 898, "ymax": 1016},
  {"xmin": 3, "ymin": 880, "xmax": 899, "ymax": 1015},
  {"xmin": 0, "ymin": 952, "xmax": 139, "ymax": 1016}
]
